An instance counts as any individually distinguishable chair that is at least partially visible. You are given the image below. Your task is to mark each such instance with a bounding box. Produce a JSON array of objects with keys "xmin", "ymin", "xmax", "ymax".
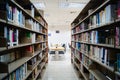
[
  {"xmin": 58, "ymin": 51, "xmax": 64, "ymax": 54},
  {"xmin": 49, "ymin": 51, "xmax": 55, "ymax": 54},
  {"xmin": 62, "ymin": 44, "xmax": 66, "ymax": 52}
]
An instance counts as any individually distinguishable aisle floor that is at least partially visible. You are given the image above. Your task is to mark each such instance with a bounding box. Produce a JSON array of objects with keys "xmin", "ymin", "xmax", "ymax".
[{"xmin": 42, "ymin": 50, "xmax": 80, "ymax": 80}]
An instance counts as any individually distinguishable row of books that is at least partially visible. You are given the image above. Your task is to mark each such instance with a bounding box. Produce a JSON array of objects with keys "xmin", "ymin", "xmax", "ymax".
[
  {"xmin": 0, "ymin": 2, "xmax": 45, "ymax": 31},
  {"xmin": 25, "ymin": 45, "xmax": 35, "ymax": 57},
  {"xmin": 36, "ymin": 35, "xmax": 43, "ymax": 42},
  {"xmin": 25, "ymin": 19, "xmax": 43, "ymax": 32},
  {"xmin": 89, "ymin": 46, "xmax": 117, "ymax": 67},
  {"xmin": 4, "ymin": 27, "xmax": 18, "ymax": 47},
  {"xmin": 19, "ymin": 32, "xmax": 36, "ymax": 44},
  {"xmin": 28, "ymin": 67, "xmax": 38, "ymax": 79},
  {"xmin": 23, "ymin": 3, "xmax": 47, "ymax": 28},
  {"xmin": 75, "ymin": 51, "xmax": 98, "ymax": 80},
  {"xmin": 75, "ymin": 48, "xmax": 116, "ymax": 80},
  {"xmin": 42, "ymin": 43, "xmax": 47, "ymax": 49},
  {"xmin": 0, "ymin": 26, "xmax": 45, "ymax": 47},
  {"xmin": 72, "ymin": 29, "xmax": 115, "ymax": 45},
  {"xmin": 72, "ymin": 1, "xmax": 120, "ymax": 34},
  {"xmin": 80, "ymin": 44, "xmax": 90, "ymax": 55},
  {"xmin": 5, "ymin": 63, "xmax": 27, "ymax": 80},
  {"xmin": 90, "ymin": 30, "xmax": 114, "ymax": 45},
  {"xmin": 75, "ymin": 43, "xmax": 120, "ymax": 70},
  {"xmin": 6, "ymin": 3, "xmax": 25, "ymax": 27},
  {"xmin": 28, "ymin": 62, "xmax": 46, "ymax": 79},
  {"xmin": 89, "ymin": 4, "xmax": 116, "ymax": 28},
  {"xmin": 35, "ymin": 16, "xmax": 46, "ymax": 27},
  {"xmin": 72, "ymin": 22, "xmax": 88, "ymax": 34},
  {"xmin": 25, "ymin": 5, "xmax": 35, "ymax": 18},
  {"xmin": 75, "ymin": 42, "xmax": 81, "ymax": 50},
  {"xmin": 37, "ymin": 52, "xmax": 43, "ymax": 60},
  {"xmin": 76, "ymin": 49, "xmax": 116, "ymax": 80},
  {"xmin": 0, "ymin": 44, "xmax": 44, "ymax": 64},
  {"xmin": 27, "ymin": 57, "xmax": 37, "ymax": 70},
  {"xmin": 80, "ymin": 52, "xmax": 89, "ymax": 67},
  {"xmin": 20, "ymin": 31, "xmax": 45, "ymax": 44},
  {"xmin": 34, "ymin": 44, "xmax": 43, "ymax": 51}
]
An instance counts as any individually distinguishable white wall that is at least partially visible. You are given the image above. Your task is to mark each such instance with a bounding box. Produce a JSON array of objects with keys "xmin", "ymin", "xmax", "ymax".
[{"xmin": 48, "ymin": 25, "xmax": 71, "ymax": 49}]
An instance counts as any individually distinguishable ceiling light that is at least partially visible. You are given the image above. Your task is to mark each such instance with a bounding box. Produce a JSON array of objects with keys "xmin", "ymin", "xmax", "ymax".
[
  {"xmin": 33, "ymin": 2, "xmax": 45, "ymax": 9},
  {"xmin": 59, "ymin": 2, "xmax": 86, "ymax": 8}
]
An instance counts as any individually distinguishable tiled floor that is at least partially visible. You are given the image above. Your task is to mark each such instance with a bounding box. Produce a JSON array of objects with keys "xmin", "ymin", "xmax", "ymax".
[{"xmin": 42, "ymin": 49, "xmax": 80, "ymax": 80}]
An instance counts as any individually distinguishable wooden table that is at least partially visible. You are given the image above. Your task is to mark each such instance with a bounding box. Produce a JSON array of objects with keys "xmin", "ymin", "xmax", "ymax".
[
  {"xmin": 49, "ymin": 47, "xmax": 64, "ymax": 60},
  {"xmin": 50, "ymin": 47, "xmax": 64, "ymax": 51}
]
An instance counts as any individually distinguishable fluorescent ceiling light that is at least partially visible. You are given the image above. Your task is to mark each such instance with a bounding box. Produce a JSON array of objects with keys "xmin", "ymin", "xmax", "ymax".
[
  {"xmin": 33, "ymin": 2, "xmax": 45, "ymax": 8},
  {"xmin": 59, "ymin": 2, "xmax": 86, "ymax": 8}
]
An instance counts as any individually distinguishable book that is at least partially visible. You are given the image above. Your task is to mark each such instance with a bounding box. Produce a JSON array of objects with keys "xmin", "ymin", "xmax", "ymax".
[
  {"xmin": 32, "ymin": 33, "xmax": 36, "ymax": 43},
  {"xmin": 116, "ymin": 27, "xmax": 120, "ymax": 47},
  {"xmin": 105, "ymin": 4, "xmax": 116, "ymax": 23},
  {"xmin": 117, "ymin": 0, "xmax": 120, "ymax": 19},
  {"xmin": 6, "ymin": 3, "xmax": 13, "ymax": 22},
  {"xmin": 96, "ymin": 12, "xmax": 100, "ymax": 26},
  {"xmin": 25, "ymin": 45, "xmax": 34, "ymax": 57},
  {"xmin": 117, "ymin": 53, "xmax": 120, "ymax": 72},
  {"xmin": 27, "ymin": 57, "xmax": 37, "ymax": 70},
  {"xmin": 25, "ymin": 19, "xmax": 33, "ymax": 29}
]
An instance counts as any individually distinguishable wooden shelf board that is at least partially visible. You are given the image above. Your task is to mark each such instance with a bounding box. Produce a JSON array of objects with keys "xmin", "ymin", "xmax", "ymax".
[
  {"xmin": 115, "ymin": 71, "xmax": 120, "ymax": 76},
  {"xmin": 7, "ymin": 21, "xmax": 45, "ymax": 35},
  {"xmin": 37, "ymin": 67, "xmax": 46, "ymax": 80},
  {"xmin": 75, "ymin": 48, "xmax": 89, "ymax": 58},
  {"xmin": 80, "ymin": 71, "xmax": 89, "ymax": 80},
  {"xmin": 0, "ymin": 50, "xmax": 43, "ymax": 79},
  {"xmin": 74, "ymin": 61, "xmax": 80, "ymax": 71},
  {"xmin": 9, "ymin": 57, "xmax": 29, "ymax": 73},
  {"xmin": 23, "ymin": 70, "xmax": 32, "ymax": 80},
  {"xmin": 0, "ymin": 73, "xmax": 8, "ymax": 80},
  {"xmin": 40, "ymin": 62, "xmax": 46, "ymax": 70},
  {"xmin": 0, "ymin": 42, "xmax": 45, "ymax": 52},
  {"xmin": 75, "ymin": 55, "xmax": 81, "ymax": 63},
  {"xmin": 74, "ymin": 61, "xmax": 89, "ymax": 80},
  {"xmin": 81, "ymin": 62, "xmax": 89, "ymax": 70},
  {"xmin": 25, "ymin": 60, "xmax": 42, "ymax": 79},
  {"xmin": 89, "ymin": 69, "xmax": 108, "ymax": 80},
  {"xmin": 79, "ymin": 41, "xmax": 114, "ymax": 48},
  {"xmin": 0, "ymin": 19, "xmax": 6, "ymax": 23},
  {"xmin": 115, "ymin": 46, "xmax": 120, "ymax": 49},
  {"xmin": 72, "ymin": 20, "xmax": 116, "ymax": 35},
  {"xmin": 0, "ymin": 47, "xmax": 7, "ymax": 52},
  {"xmin": 34, "ymin": 69, "xmax": 41, "ymax": 80},
  {"xmin": 89, "ymin": 56, "xmax": 114, "ymax": 72}
]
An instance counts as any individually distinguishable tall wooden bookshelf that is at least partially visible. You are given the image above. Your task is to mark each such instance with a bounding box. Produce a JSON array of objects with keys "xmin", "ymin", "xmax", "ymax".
[
  {"xmin": 0, "ymin": 0, "xmax": 48, "ymax": 80},
  {"xmin": 71, "ymin": 0, "xmax": 120, "ymax": 80}
]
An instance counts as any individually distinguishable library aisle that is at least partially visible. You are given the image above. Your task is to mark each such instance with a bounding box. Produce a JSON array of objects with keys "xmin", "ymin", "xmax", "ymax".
[{"xmin": 41, "ymin": 50, "xmax": 80, "ymax": 80}]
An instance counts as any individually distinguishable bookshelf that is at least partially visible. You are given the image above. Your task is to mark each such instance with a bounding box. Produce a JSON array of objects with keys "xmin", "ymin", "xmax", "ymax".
[
  {"xmin": 0, "ymin": 0, "xmax": 48, "ymax": 80},
  {"xmin": 71, "ymin": 0, "xmax": 120, "ymax": 80}
]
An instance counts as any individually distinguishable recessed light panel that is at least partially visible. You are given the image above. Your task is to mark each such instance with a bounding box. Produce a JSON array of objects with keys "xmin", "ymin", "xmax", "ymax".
[{"xmin": 59, "ymin": 2, "xmax": 86, "ymax": 8}]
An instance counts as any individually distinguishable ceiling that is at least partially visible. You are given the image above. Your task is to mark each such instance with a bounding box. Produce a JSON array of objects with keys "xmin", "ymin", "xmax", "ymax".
[{"xmin": 30, "ymin": 0, "xmax": 90, "ymax": 26}]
